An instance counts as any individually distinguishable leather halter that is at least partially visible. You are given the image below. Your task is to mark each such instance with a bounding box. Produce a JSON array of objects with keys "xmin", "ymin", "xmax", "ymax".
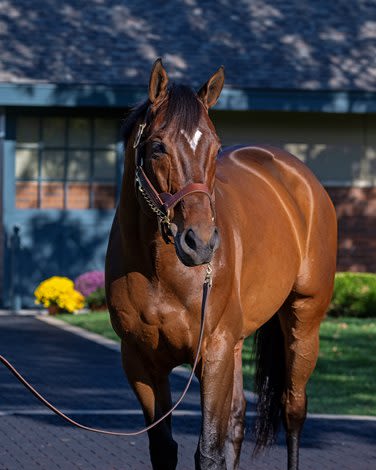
[{"xmin": 133, "ymin": 122, "xmax": 215, "ymax": 243}]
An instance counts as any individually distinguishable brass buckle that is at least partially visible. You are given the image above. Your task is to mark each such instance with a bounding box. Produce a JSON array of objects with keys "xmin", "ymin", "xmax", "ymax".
[{"xmin": 133, "ymin": 123, "xmax": 146, "ymax": 149}]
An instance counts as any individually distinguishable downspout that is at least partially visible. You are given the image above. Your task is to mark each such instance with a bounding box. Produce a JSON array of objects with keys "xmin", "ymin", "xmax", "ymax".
[{"xmin": 0, "ymin": 109, "xmax": 4, "ymax": 308}]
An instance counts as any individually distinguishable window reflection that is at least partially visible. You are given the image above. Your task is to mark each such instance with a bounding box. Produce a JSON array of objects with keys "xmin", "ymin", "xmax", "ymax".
[
  {"xmin": 93, "ymin": 150, "xmax": 116, "ymax": 180},
  {"xmin": 42, "ymin": 150, "xmax": 65, "ymax": 179},
  {"xmin": 68, "ymin": 150, "xmax": 90, "ymax": 181},
  {"xmin": 15, "ymin": 115, "xmax": 119, "ymax": 209},
  {"xmin": 69, "ymin": 118, "xmax": 91, "ymax": 148},
  {"xmin": 44, "ymin": 118, "xmax": 65, "ymax": 148},
  {"xmin": 16, "ymin": 149, "xmax": 39, "ymax": 179}
]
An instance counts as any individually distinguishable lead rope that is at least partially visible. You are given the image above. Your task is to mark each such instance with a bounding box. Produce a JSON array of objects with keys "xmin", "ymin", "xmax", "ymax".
[{"xmin": 0, "ymin": 264, "xmax": 213, "ymax": 437}]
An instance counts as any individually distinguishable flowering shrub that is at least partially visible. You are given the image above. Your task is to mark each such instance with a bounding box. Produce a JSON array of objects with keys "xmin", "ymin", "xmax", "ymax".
[
  {"xmin": 75, "ymin": 271, "xmax": 105, "ymax": 297},
  {"xmin": 34, "ymin": 276, "xmax": 85, "ymax": 313},
  {"xmin": 86, "ymin": 287, "xmax": 107, "ymax": 310}
]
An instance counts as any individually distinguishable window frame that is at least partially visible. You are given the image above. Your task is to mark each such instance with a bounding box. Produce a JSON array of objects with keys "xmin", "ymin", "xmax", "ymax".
[{"xmin": 14, "ymin": 110, "xmax": 123, "ymax": 210}]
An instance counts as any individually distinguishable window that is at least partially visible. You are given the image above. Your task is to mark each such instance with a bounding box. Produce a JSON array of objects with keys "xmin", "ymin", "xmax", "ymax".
[
  {"xmin": 15, "ymin": 116, "xmax": 119, "ymax": 209},
  {"xmin": 212, "ymin": 111, "xmax": 376, "ymax": 186}
]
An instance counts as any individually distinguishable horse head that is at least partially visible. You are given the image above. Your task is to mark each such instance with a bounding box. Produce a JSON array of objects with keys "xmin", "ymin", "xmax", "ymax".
[{"xmin": 133, "ymin": 59, "xmax": 224, "ymax": 267}]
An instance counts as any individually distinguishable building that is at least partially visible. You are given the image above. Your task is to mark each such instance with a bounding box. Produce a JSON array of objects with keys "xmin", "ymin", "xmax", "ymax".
[{"xmin": 0, "ymin": 1, "xmax": 375, "ymax": 307}]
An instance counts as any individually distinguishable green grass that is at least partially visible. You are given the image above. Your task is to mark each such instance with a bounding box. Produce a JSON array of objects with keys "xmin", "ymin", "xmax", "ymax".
[
  {"xmin": 243, "ymin": 318, "xmax": 376, "ymax": 415},
  {"xmin": 308, "ymin": 318, "xmax": 376, "ymax": 415},
  {"xmin": 59, "ymin": 311, "xmax": 119, "ymax": 342},
  {"xmin": 59, "ymin": 313, "xmax": 376, "ymax": 416}
]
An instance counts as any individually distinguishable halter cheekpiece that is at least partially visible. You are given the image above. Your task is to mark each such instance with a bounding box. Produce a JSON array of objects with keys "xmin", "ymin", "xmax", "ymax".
[{"xmin": 133, "ymin": 121, "xmax": 215, "ymax": 244}]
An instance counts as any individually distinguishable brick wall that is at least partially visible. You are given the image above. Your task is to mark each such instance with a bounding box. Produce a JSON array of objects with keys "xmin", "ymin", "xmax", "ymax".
[
  {"xmin": 326, "ymin": 187, "xmax": 376, "ymax": 273},
  {"xmin": 15, "ymin": 182, "xmax": 115, "ymax": 209}
]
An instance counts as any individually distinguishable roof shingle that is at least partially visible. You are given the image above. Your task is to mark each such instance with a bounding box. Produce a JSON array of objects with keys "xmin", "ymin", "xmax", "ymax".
[{"xmin": 1, "ymin": 0, "xmax": 375, "ymax": 91}]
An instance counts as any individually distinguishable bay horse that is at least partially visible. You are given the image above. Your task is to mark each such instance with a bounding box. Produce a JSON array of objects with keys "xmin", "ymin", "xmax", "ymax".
[{"xmin": 105, "ymin": 59, "xmax": 337, "ymax": 470}]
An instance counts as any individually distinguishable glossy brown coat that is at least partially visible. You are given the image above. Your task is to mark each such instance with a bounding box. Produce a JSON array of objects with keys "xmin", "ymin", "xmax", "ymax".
[{"xmin": 105, "ymin": 60, "xmax": 337, "ymax": 470}]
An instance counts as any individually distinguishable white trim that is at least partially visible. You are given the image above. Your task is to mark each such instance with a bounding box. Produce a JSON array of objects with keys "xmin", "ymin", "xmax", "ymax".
[
  {"xmin": 0, "ymin": 309, "xmax": 43, "ymax": 316},
  {"xmin": 322, "ymin": 180, "xmax": 375, "ymax": 188},
  {"xmin": 2, "ymin": 83, "xmax": 376, "ymax": 113},
  {"xmin": 0, "ymin": 409, "xmax": 198, "ymax": 417},
  {"xmin": 306, "ymin": 413, "xmax": 376, "ymax": 421}
]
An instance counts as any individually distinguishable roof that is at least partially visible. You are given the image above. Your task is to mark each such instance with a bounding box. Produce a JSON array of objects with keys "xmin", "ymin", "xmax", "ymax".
[{"xmin": 0, "ymin": 0, "xmax": 375, "ymax": 92}]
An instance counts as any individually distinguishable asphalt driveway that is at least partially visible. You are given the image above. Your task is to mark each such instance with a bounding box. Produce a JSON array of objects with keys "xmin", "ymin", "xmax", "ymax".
[{"xmin": 0, "ymin": 314, "xmax": 375, "ymax": 469}]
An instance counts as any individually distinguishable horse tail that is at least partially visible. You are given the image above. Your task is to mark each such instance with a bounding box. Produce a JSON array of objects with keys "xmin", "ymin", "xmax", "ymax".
[{"xmin": 252, "ymin": 312, "xmax": 285, "ymax": 454}]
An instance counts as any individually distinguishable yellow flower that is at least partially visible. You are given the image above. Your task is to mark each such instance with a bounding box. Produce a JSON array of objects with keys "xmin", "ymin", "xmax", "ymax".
[{"xmin": 34, "ymin": 276, "xmax": 84, "ymax": 313}]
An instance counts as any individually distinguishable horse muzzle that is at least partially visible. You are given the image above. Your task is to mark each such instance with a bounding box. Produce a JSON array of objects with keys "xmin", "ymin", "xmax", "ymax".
[{"xmin": 175, "ymin": 225, "xmax": 220, "ymax": 266}]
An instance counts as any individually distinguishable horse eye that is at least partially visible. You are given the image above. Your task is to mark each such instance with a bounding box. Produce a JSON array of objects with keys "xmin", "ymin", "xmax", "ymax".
[{"xmin": 151, "ymin": 141, "xmax": 166, "ymax": 157}]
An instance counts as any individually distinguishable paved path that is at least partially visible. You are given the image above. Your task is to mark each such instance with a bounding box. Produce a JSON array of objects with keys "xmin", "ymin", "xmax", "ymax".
[{"xmin": 0, "ymin": 315, "xmax": 375, "ymax": 469}]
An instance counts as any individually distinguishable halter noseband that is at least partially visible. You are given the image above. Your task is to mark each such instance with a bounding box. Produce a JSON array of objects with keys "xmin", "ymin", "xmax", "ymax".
[{"xmin": 133, "ymin": 122, "xmax": 215, "ymax": 244}]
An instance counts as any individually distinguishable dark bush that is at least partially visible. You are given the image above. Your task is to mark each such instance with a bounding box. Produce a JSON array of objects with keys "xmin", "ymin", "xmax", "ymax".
[
  {"xmin": 328, "ymin": 272, "xmax": 376, "ymax": 318},
  {"xmin": 86, "ymin": 287, "xmax": 107, "ymax": 311}
]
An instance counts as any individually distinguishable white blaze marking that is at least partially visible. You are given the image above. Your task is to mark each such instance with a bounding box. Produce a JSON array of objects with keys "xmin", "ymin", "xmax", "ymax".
[{"xmin": 180, "ymin": 129, "xmax": 202, "ymax": 152}]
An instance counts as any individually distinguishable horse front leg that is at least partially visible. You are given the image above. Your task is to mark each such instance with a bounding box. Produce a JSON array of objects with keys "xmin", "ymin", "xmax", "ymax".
[
  {"xmin": 195, "ymin": 333, "xmax": 236, "ymax": 470},
  {"xmin": 121, "ymin": 339, "xmax": 178, "ymax": 470}
]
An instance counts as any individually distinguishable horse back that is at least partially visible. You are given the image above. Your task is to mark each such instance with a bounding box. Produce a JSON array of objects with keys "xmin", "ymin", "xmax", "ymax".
[{"xmin": 216, "ymin": 144, "xmax": 336, "ymax": 257}]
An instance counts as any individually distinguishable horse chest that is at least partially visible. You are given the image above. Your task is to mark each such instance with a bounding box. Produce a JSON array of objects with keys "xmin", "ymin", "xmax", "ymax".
[
  {"xmin": 133, "ymin": 307, "xmax": 193, "ymax": 363},
  {"xmin": 111, "ymin": 277, "xmax": 194, "ymax": 354}
]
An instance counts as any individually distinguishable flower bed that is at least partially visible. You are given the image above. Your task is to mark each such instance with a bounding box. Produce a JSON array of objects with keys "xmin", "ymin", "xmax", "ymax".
[
  {"xmin": 75, "ymin": 271, "xmax": 105, "ymax": 297},
  {"xmin": 34, "ymin": 276, "xmax": 84, "ymax": 314}
]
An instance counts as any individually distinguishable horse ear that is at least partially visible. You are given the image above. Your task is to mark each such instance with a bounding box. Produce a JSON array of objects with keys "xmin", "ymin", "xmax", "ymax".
[
  {"xmin": 198, "ymin": 66, "xmax": 225, "ymax": 109},
  {"xmin": 148, "ymin": 58, "xmax": 169, "ymax": 104}
]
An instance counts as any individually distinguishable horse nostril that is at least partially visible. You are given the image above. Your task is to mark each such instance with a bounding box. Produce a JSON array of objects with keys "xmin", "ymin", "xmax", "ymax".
[
  {"xmin": 178, "ymin": 226, "xmax": 219, "ymax": 265},
  {"xmin": 209, "ymin": 228, "xmax": 219, "ymax": 250},
  {"xmin": 185, "ymin": 229, "xmax": 197, "ymax": 251}
]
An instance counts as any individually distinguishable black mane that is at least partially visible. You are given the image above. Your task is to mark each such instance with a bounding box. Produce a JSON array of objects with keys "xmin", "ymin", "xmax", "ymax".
[
  {"xmin": 121, "ymin": 99, "xmax": 150, "ymax": 143},
  {"xmin": 122, "ymin": 83, "xmax": 202, "ymax": 143}
]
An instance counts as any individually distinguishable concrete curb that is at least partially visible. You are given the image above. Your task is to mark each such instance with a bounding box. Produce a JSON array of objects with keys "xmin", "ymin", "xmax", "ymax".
[
  {"xmin": 38, "ymin": 315, "xmax": 120, "ymax": 351},
  {"xmin": 0, "ymin": 309, "xmax": 44, "ymax": 316}
]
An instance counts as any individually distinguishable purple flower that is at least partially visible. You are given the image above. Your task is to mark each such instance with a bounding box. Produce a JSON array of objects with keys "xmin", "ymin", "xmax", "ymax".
[{"xmin": 74, "ymin": 271, "xmax": 105, "ymax": 297}]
